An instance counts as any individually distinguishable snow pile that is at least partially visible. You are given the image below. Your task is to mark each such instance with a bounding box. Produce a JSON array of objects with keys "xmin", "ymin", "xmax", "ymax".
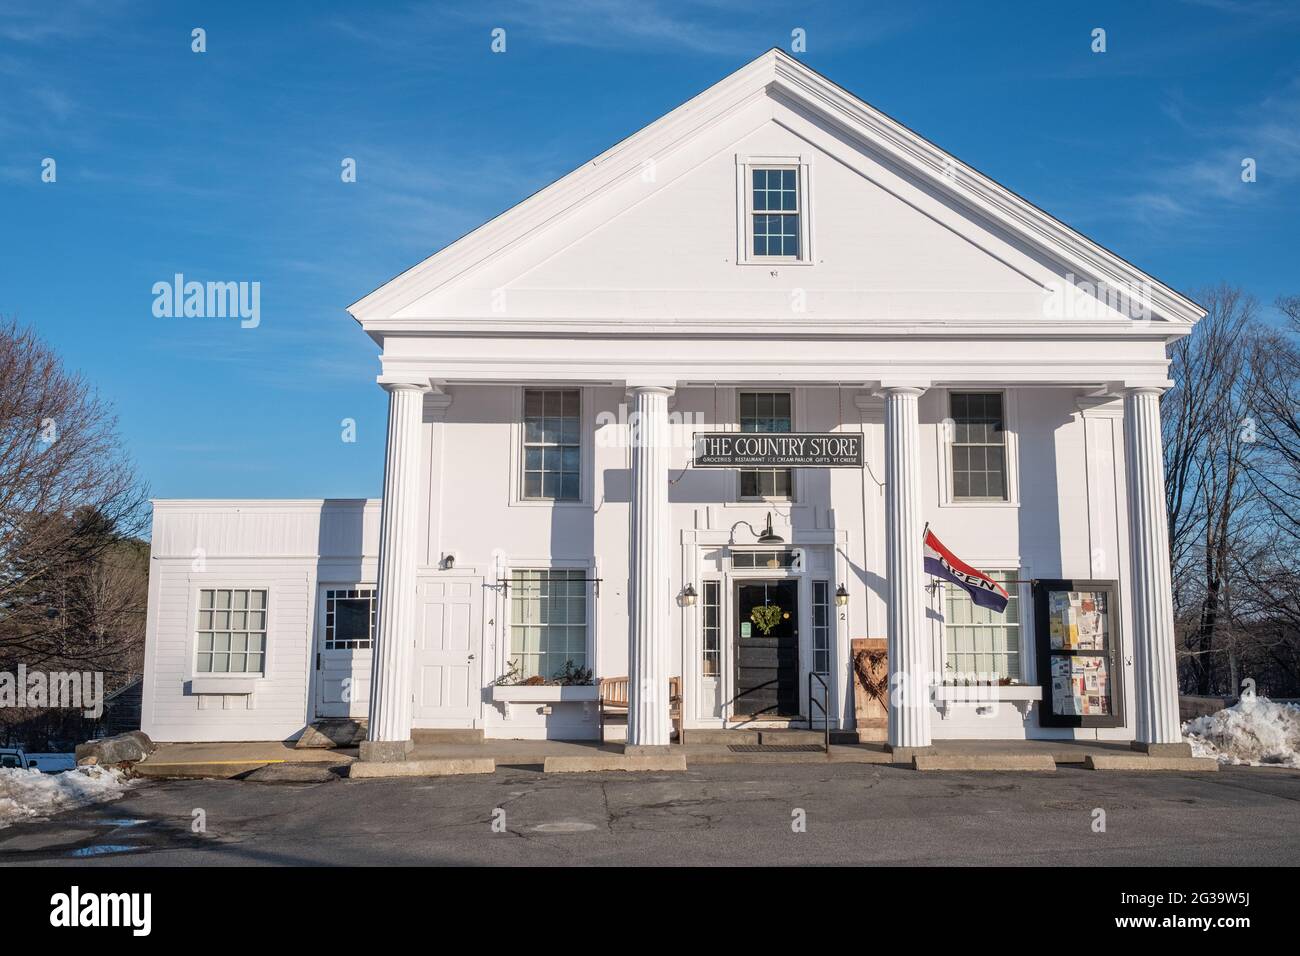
[
  {"xmin": 0, "ymin": 766, "xmax": 131, "ymax": 828},
  {"xmin": 1183, "ymin": 696, "xmax": 1300, "ymax": 768}
]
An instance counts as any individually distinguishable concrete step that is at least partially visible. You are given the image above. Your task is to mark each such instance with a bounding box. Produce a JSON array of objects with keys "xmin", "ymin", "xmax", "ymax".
[
  {"xmin": 411, "ymin": 728, "xmax": 485, "ymax": 744},
  {"xmin": 680, "ymin": 728, "xmax": 841, "ymax": 746},
  {"xmin": 349, "ymin": 757, "xmax": 494, "ymax": 779},
  {"xmin": 680, "ymin": 729, "xmax": 760, "ymax": 745},
  {"xmin": 758, "ymin": 729, "xmax": 826, "ymax": 746},
  {"xmin": 914, "ymin": 753, "xmax": 1057, "ymax": 772},
  {"xmin": 1085, "ymin": 754, "xmax": 1219, "ymax": 772},
  {"xmin": 296, "ymin": 718, "xmax": 367, "ymax": 749},
  {"xmin": 545, "ymin": 753, "xmax": 687, "ymax": 773}
]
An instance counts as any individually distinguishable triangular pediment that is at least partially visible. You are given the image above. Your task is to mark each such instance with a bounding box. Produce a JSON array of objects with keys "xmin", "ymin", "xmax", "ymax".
[{"xmin": 350, "ymin": 49, "xmax": 1203, "ymax": 333}]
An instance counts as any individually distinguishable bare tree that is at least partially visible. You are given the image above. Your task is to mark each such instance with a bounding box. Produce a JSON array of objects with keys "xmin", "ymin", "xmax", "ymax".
[
  {"xmin": 1162, "ymin": 285, "xmax": 1261, "ymax": 693},
  {"xmin": 1228, "ymin": 296, "xmax": 1300, "ymax": 696},
  {"xmin": 1247, "ymin": 296, "xmax": 1300, "ymax": 538},
  {"xmin": 0, "ymin": 317, "xmax": 148, "ymax": 675}
]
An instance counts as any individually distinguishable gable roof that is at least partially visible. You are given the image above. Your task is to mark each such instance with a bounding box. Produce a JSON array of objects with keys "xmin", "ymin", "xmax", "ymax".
[{"xmin": 348, "ymin": 48, "xmax": 1204, "ymax": 328}]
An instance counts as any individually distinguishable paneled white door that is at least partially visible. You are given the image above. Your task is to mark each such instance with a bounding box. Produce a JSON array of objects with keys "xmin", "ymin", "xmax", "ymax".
[
  {"xmin": 412, "ymin": 578, "xmax": 483, "ymax": 722},
  {"xmin": 314, "ymin": 586, "xmax": 373, "ymax": 719}
]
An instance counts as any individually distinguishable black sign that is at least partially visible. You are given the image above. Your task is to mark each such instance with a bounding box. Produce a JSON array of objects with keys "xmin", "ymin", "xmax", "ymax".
[{"xmin": 693, "ymin": 432, "xmax": 863, "ymax": 468}]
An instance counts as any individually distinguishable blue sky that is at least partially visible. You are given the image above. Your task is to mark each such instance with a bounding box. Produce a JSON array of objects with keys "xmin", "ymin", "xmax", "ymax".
[{"xmin": 3, "ymin": 0, "xmax": 1298, "ymax": 503}]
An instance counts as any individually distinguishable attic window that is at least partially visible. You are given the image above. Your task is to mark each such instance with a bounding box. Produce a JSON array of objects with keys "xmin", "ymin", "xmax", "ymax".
[
  {"xmin": 752, "ymin": 168, "xmax": 799, "ymax": 257},
  {"xmin": 736, "ymin": 155, "xmax": 811, "ymax": 265}
]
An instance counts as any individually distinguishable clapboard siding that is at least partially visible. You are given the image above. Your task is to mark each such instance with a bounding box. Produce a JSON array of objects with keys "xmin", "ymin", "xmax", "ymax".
[{"xmin": 142, "ymin": 500, "xmax": 379, "ymax": 742}]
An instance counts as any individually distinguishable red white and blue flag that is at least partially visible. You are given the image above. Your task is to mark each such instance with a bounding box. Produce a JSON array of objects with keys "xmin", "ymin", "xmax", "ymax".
[{"xmin": 923, "ymin": 528, "xmax": 1009, "ymax": 613}]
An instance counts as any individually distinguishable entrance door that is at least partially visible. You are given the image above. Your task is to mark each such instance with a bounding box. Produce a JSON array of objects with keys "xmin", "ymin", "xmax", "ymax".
[
  {"xmin": 315, "ymin": 586, "xmax": 374, "ymax": 719},
  {"xmin": 412, "ymin": 578, "xmax": 483, "ymax": 723},
  {"xmin": 734, "ymin": 580, "xmax": 799, "ymax": 717}
]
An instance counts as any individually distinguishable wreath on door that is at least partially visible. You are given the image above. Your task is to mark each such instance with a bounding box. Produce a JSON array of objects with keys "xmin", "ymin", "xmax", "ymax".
[{"xmin": 750, "ymin": 604, "xmax": 784, "ymax": 635}]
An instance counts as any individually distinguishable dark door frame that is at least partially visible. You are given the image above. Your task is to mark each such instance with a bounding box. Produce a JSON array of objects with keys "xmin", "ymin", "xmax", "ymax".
[{"xmin": 731, "ymin": 578, "xmax": 801, "ymax": 719}]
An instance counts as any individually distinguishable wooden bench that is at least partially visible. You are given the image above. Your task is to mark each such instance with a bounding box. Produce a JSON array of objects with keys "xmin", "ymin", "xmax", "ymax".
[{"xmin": 598, "ymin": 676, "xmax": 682, "ymax": 742}]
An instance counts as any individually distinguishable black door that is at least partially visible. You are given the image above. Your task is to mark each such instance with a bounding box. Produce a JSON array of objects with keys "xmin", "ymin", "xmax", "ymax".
[{"xmin": 734, "ymin": 580, "xmax": 799, "ymax": 717}]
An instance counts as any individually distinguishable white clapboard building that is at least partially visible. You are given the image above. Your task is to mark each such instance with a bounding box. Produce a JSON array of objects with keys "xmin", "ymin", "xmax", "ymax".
[{"xmin": 141, "ymin": 51, "xmax": 1203, "ymax": 757}]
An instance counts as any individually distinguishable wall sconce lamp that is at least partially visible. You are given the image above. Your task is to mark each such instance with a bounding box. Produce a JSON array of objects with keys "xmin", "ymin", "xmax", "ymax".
[
  {"xmin": 756, "ymin": 512, "xmax": 784, "ymax": 545},
  {"xmin": 834, "ymin": 584, "xmax": 849, "ymax": 607},
  {"xmin": 679, "ymin": 584, "xmax": 698, "ymax": 607}
]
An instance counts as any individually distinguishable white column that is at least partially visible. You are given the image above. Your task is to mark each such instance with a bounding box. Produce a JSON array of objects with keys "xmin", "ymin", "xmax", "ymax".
[
  {"xmin": 881, "ymin": 386, "xmax": 931, "ymax": 750},
  {"xmin": 626, "ymin": 385, "xmax": 673, "ymax": 750},
  {"xmin": 362, "ymin": 382, "xmax": 427, "ymax": 761},
  {"xmin": 1124, "ymin": 386, "xmax": 1185, "ymax": 749}
]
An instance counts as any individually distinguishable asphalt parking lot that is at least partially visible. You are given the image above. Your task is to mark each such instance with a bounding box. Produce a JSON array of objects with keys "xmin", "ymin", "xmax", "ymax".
[{"xmin": 3, "ymin": 762, "xmax": 1299, "ymax": 866}]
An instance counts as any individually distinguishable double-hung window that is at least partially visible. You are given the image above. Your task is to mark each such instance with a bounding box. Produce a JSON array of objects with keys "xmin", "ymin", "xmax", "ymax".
[
  {"xmin": 509, "ymin": 570, "xmax": 588, "ymax": 681},
  {"xmin": 944, "ymin": 571, "xmax": 1021, "ymax": 682},
  {"xmin": 196, "ymin": 588, "xmax": 267, "ymax": 674},
  {"xmin": 739, "ymin": 391, "xmax": 793, "ymax": 499},
  {"xmin": 522, "ymin": 388, "xmax": 580, "ymax": 501},
  {"xmin": 950, "ymin": 392, "xmax": 1008, "ymax": 501},
  {"xmin": 751, "ymin": 168, "xmax": 800, "ymax": 258}
]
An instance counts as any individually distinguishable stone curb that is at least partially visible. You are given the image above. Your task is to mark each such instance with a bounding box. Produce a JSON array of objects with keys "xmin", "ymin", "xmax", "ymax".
[
  {"xmin": 685, "ymin": 750, "xmax": 891, "ymax": 765},
  {"xmin": 347, "ymin": 757, "xmax": 496, "ymax": 779},
  {"xmin": 913, "ymin": 754, "xmax": 1057, "ymax": 772},
  {"xmin": 1085, "ymin": 754, "xmax": 1219, "ymax": 771},
  {"xmin": 544, "ymin": 754, "xmax": 688, "ymax": 773},
  {"xmin": 134, "ymin": 761, "xmax": 280, "ymax": 779}
]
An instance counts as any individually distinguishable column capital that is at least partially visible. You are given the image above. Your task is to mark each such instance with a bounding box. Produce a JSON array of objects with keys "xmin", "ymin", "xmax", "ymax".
[
  {"xmin": 625, "ymin": 382, "xmax": 676, "ymax": 396},
  {"xmin": 873, "ymin": 381, "xmax": 930, "ymax": 398},
  {"xmin": 1117, "ymin": 379, "xmax": 1175, "ymax": 397},
  {"xmin": 378, "ymin": 380, "xmax": 431, "ymax": 394}
]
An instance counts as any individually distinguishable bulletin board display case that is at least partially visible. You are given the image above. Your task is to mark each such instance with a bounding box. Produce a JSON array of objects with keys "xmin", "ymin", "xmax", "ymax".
[{"xmin": 1032, "ymin": 579, "xmax": 1124, "ymax": 729}]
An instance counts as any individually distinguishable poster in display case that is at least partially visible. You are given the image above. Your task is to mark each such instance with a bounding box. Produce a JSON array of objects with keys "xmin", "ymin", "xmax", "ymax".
[{"xmin": 1034, "ymin": 579, "xmax": 1124, "ymax": 728}]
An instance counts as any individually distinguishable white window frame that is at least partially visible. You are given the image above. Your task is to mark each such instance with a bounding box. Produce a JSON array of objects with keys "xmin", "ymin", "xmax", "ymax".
[
  {"xmin": 937, "ymin": 387, "xmax": 1020, "ymax": 507},
  {"xmin": 736, "ymin": 388, "xmax": 797, "ymax": 502},
  {"xmin": 322, "ymin": 586, "xmax": 377, "ymax": 650},
  {"xmin": 508, "ymin": 386, "xmax": 593, "ymax": 508},
  {"xmin": 700, "ymin": 578, "xmax": 723, "ymax": 680},
  {"xmin": 811, "ymin": 580, "xmax": 832, "ymax": 675},
  {"xmin": 192, "ymin": 585, "xmax": 270, "ymax": 677},
  {"xmin": 735, "ymin": 154, "xmax": 814, "ymax": 265},
  {"xmin": 940, "ymin": 568, "xmax": 1027, "ymax": 683},
  {"xmin": 504, "ymin": 566, "xmax": 593, "ymax": 682}
]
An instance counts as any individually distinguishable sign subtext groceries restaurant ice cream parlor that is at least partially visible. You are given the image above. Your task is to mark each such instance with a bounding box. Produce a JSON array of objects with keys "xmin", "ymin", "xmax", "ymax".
[{"xmin": 693, "ymin": 432, "xmax": 863, "ymax": 468}]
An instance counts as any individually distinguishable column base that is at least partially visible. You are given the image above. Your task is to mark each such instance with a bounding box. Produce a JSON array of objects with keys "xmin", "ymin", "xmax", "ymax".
[
  {"xmin": 1130, "ymin": 740, "xmax": 1193, "ymax": 757},
  {"xmin": 624, "ymin": 744, "xmax": 674, "ymax": 756},
  {"xmin": 359, "ymin": 739, "xmax": 414, "ymax": 762},
  {"xmin": 885, "ymin": 745, "xmax": 932, "ymax": 764}
]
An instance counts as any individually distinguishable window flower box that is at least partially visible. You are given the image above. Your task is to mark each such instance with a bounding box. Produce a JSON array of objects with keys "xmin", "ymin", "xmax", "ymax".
[
  {"xmin": 933, "ymin": 684, "xmax": 1043, "ymax": 719},
  {"xmin": 490, "ymin": 684, "xmax": 600, "ymax": 704},
  {"xmin": 490, "ymin": 683, "xmax": 600, "ymax": 720},
  {"xmin": 188, "ymin": 676, "xmax": 259, "ymax": 696}
]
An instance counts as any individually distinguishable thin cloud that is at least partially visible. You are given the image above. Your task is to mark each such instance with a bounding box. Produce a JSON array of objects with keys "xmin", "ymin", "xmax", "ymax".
[
  {"xmin": 330, "ymin": 0, "xmax": 912, "ymax": 59},
  {"xmin": 0, "ymin": 0, "xmax": 128, "ymax": 44},
  {"xmin": 1116, "ymin": 76, "xmax": 1300, "ymax": 223}
]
